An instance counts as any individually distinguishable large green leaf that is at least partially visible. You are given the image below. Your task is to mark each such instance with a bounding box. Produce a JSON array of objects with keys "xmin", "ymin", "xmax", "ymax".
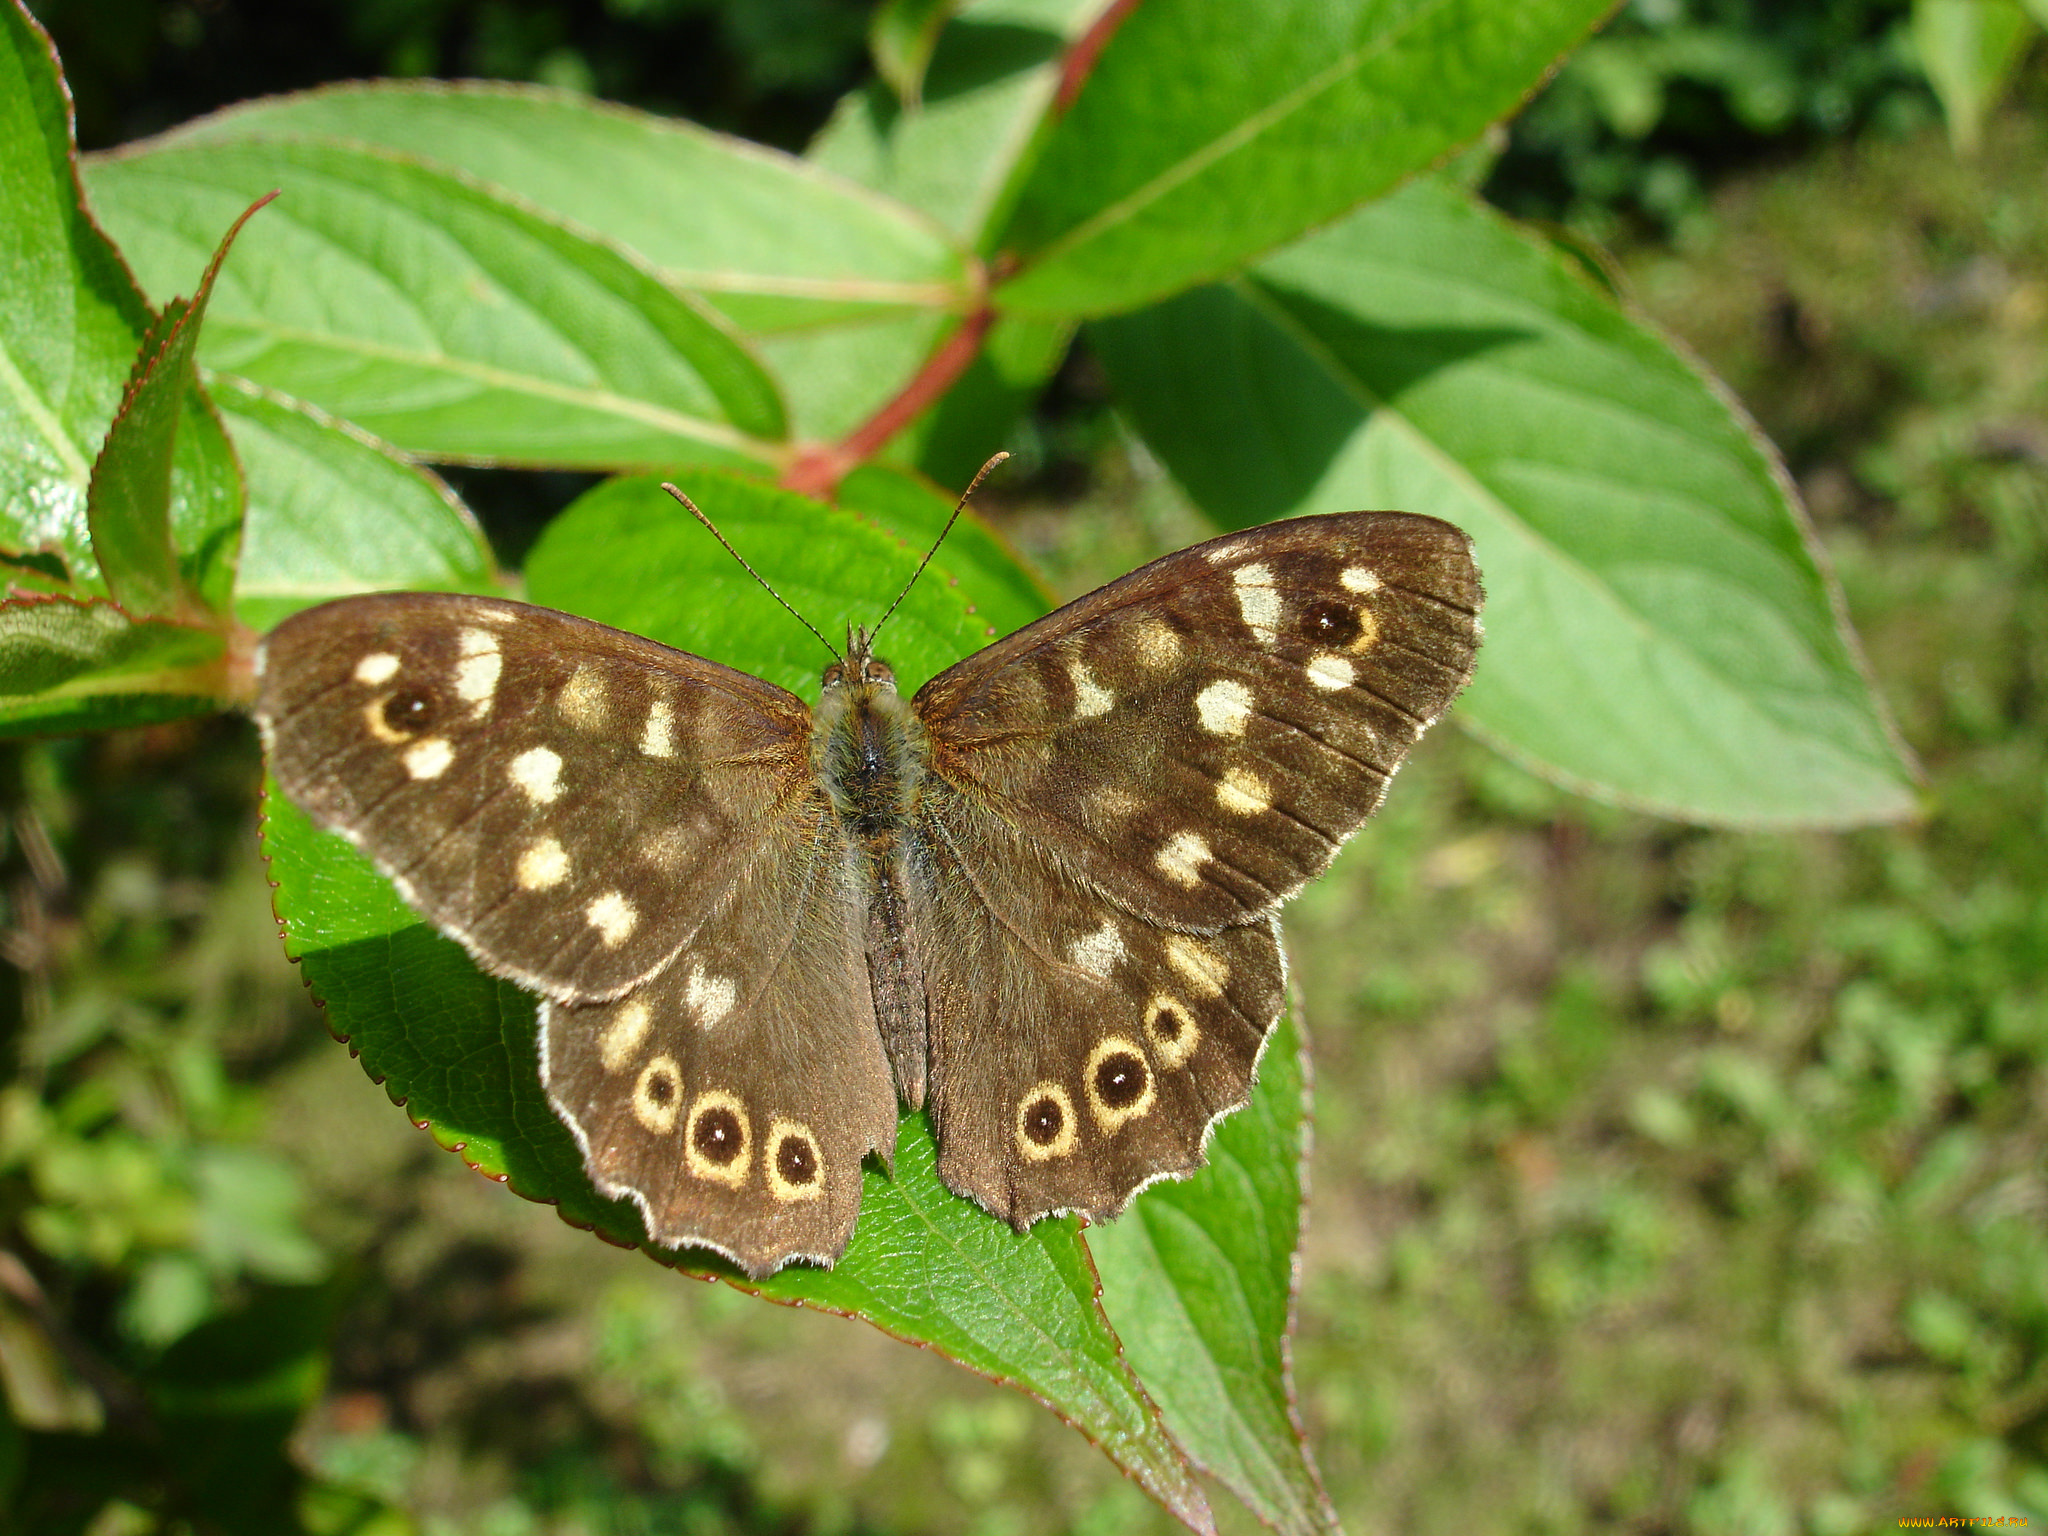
[
  {"xmin": 0, "ymin": 3, "xmax": 235, "ymax": 604},
  {"xmin": 0, "ymin": 595, "xmax": 225, "ymax": 736},
  {"xmin": 995, "ymin": 0, "xmax": 1613, "ymax": 317},
  {"xmin": 146, "ymin": 81, "xmax": 970, "ymax": 336},
  {"xmin": 1093, "ymin": 1003, "xmax": 1337, "ymax": 1534},
  {"xmin": 808, "ymin": 0, "xmax": 1098, "ymax": 470},
  {"xmin": 82, "ymin": 137, "xmax": 787, "ymax": 470},
  {"xmin": 259, "ymin": 475, "xmax": 1220, "ymax": 1530},
  {"xmin": 1092, "ymin": 178, "xmax": 1918, "ymax": 828},
  {"xmin": 218, "ymin": 382, "xmax": 495, "ymax": 632},
  {"xmin": 136, "ymin": 80, "xmax": 978, "ymax": 457}
]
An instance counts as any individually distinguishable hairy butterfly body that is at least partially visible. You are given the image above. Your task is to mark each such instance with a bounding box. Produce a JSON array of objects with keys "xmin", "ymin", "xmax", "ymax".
[{"xmin": 256, "ymin": 510, "xmax": 1482, "ymax": 1276}]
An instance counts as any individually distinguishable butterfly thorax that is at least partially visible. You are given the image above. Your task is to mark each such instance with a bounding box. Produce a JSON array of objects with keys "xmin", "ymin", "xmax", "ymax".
[{"xmin": 815, "ymin": 631, "xmax": 932, "ymax": 1109}]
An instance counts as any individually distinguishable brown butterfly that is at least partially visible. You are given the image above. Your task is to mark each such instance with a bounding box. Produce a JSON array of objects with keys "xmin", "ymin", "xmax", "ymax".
[{"xmin": 255, "ymin": 493, "xmax": 1481, "ymax": 1276}]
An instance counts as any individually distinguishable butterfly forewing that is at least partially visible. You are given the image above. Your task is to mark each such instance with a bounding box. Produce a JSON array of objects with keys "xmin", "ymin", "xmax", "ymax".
[
  {"xmin": 256, "ymin": 593, "xmax": 816, "ymax": 1001},
  {"xmin": 912, "ymin": 514, "xmax": 1482, "ymax": 933}
]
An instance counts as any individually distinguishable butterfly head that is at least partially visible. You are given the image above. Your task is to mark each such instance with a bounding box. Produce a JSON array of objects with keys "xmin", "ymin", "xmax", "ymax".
[{"xmin": 821, "ymin": 626, "xmax": 897, "ymax": 696}]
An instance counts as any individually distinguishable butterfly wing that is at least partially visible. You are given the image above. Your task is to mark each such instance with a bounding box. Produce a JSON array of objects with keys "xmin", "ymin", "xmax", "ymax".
[
  {"xmin": 542, "ymin": 806, "xmax": 897, "ymax": 1278},
  {"xmin": 912, "ymin": 513, "xmax": 1482, "ymax": 932},
  {"xmin": 257, "ymin": 593, "xmax": 816, "ymax": 1002},
  {"xmin": 908, "ymin": 512, "xmax": 1481, "ymax": 1226},
  {"xmin": 259, "ymin": 592, "xmax": 897, "ymax": 1275},
  {"xmin": 912, "ymin": 782, "xmax": 1284, "ymax": 1226}
]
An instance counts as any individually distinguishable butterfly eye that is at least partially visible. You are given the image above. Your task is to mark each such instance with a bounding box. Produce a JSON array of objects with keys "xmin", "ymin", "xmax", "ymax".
[
  {"xmin": 863, "ymin": 658, "xmax": 895, "ymax": 686},
  {"xmin": 822, "ymin": 662, "xmax": 845, "ymax": 688}
]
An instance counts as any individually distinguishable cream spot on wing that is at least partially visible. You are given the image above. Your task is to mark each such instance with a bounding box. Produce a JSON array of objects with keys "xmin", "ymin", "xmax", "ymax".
[
  {"xmin": 453, "ymin": 629, "xmax": 501, "ymax": 714},
  {"xmin": 355, "ymin": 652, "xmax": 401, "ymax": 686},
  {"xmin": 1340, "ymin": 566, "xmax": 1382, "ymax": 594},
  {"xmin": 1347, "ymin": 606, "xmax": 1381, "ymax": 654},
  {"xmin": 765, "ymin": 1118, "xmax": 824, "ymax": 1203},
  {"xmin": 1067, "ymin": 656, "xmax": 1113, "ymax": 718},
  {"xmin": 1145, "ymin": 995, "xmax": 1200, "ymax": 1070},
  {"xmin": 600, "ymin": 999, "xmax": 653, "ymax": 1072},
  {"xmin": 1068, "ymin": 920, "xmax": 1126, "ymax": 978},
  {"xmin": 1015, "ymin": 1083, "xmax": 1078, "ymax": 1161},
  {"xmin": 641, "ymin": 697, "xmax": 676, "ymax": 758},
  {"xmin": 1216, "ymin": 767, "xmax": 1271, "ymax": 816},
  {"xmin": 1084, "ymin": 1035, "xmax": 1156, "ymax": 1131},
  {"xmin": 632, "ymin": 1054, "xmax": 682, "ymax": 1134},
  {"xmin": 1204, "ymin": 539, "xmax": 1250, "ymax": 565},
  {"xmin": 557, "ymin": 664, "xmax": 609, "ymax": 730},
  {"xmin": 516, "ymin": 835, "xmax": 570, "ymax": 890},
  {"xmin": 1131, "ymin": 619, "xmax": 1182, "ymax": 668},
  {"xmin": 363, "ymin": 701, "xmax": 411, "ymax": 744},
  {"xmin": 1087, "ymin": 786, "xmax": 1144, "ymax": 823},
  {"xmin": 403, "ymin": 738, "xmax": 454, "ymax": 779},
  {"xmin": 585, "ymin": 890, "xmax": 638, "ymax": 948},
  {"xmin": 1233, "ymin": 562, "xmax": 1281, "ymax": 644},
  {"xmin": 509, "ymin": 746, "xmax": 563, "ymax": 804},
  {"xmin": 684, "ymin": 1090, "xmax": 751, "ymax": 1187},
  {"xmin": 685, "ymin": 965, "xmax": 736, "ymax": 1026},
  {"xmin": 1194, "ymin": 679, "xmax": 1254, "ymax": 737},
  {"xmin": 1155, "ymin": 830, "xmax": 1212, "ymax": 888},
  {"xmin": 637, "ymin": 825, "xmax": 692, "ymax": 870},
  {"xmin": 1307, "ymin": 653, "xmax": 1353, "ymax": 691},
  {"xmin": 1165, "ymin": 934, "xmax": 1229, "ymax": 998}
]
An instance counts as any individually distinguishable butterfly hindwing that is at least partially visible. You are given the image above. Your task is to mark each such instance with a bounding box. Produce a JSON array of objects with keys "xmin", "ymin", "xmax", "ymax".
[
  {"xmin": 542, "ymin": 809, "xmax": 897, "ymax": 1277},
  {"xmin": 914, "ymin": 781, "xmax": 1282, "ymax": 1227},
  {"xmin": 912, "ymin": 513, "xmax": 1483, "ymax": 932},
  {"xmin": 257, "ymin": 593, "xmax": 816, "ymax": 1002}
]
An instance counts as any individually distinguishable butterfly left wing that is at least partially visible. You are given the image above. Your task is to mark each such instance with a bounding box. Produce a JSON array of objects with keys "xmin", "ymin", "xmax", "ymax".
[
  {"xmin": 908, "ymin": 512, "xmax": 1481, "ymax": 1227},
  {"xmin": 256, "ymin": 593, "xmax": 817, "ymax": 1003},
  {"xmin": 541, "ymin": 805, "xmax": 897, "ymax": 1278}
]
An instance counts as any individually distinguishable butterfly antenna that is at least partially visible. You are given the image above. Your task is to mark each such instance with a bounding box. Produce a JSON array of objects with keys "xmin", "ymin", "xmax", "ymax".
[
  {"xmin": 870, "ymin": 451, "xmax": 1010, "ymax": 645},
  {"xmin": 660, "ymin": 482, "xmax": 839, "ymax": 660}
]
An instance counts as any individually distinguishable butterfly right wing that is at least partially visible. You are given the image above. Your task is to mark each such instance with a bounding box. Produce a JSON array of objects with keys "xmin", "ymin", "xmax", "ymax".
[{"xmin": 256, "ymin": 593, "xmax": 818, "ymax": 1003}]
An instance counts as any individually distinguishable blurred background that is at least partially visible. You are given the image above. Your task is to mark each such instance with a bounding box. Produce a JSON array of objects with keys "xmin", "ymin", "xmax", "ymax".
[{"xmin": 4, "ymin": 1, "xmax": 2045, "ymax": 1531}]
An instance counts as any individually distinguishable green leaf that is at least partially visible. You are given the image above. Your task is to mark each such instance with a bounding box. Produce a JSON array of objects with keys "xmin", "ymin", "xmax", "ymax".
[
  {"xmin": 0, "ymin": 594, "xmax": 227, "ymax": 736},
  {"xmin": 1912, "ymin": 0, "xmax": 2036, "ymax": 155},
  {"xmin": 260, "ymin": 475, "xmax": 1213, "ymax": 1530},
  {"xmin": 1091, "ymin": 178, "xmax": 1919, "ymax": 828},
  {"xmin": 0, "ymin": 2, "xmax": 214, "ymax": 601},
  {"xmin": 86, "ymin": 196, "xmax": 265, "ymax": 622},
  {"xmin": 81, "ymin": 136, "xmax": 787, "ymax": 470},
  {"xmin": 871, "ymin": 0, "xmax": 963, "ymax": 106},
  {"xmin": 218, "ymin": 381, "xmax": 495, "ymax": 631},
  {"xmin": 995, "ymin": 0, "xmax": 1613, "ymax": 317},
  {"xmin": 816, "ymin": 0, "xmax": 1093, "ymax": 239},
  {"xmin": 1092, "ymin": 1002, "xmax": 1338, "ymax": 1535},
  {"xmin": 146, "ymin": 80, "xmax": 970, "ymax": 337},
  {"xmin": 811, "ymin": 0, "xmax": 1097, "ymax": 469}
]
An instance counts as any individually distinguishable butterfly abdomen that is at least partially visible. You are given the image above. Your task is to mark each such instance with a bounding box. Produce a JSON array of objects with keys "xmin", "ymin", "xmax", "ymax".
[{"xmin": 817, "ymin": 672, "xmax": 932, "ymax": 1109}]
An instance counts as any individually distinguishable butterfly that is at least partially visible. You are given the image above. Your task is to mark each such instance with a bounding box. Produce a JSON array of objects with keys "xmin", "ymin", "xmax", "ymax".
[{"xmin": 254, "ymin": 490, "xmax": 1482, "ymax": 1277}]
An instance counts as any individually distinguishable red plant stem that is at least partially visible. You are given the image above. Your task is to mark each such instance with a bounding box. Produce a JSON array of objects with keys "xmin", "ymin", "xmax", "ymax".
[
  {"xmin": 780, "ymin": 302, "xmax": 997, "ymax": 500},
  {"xmin": 1057, "ymin": 0, "xmax": 1144, "ymax": 114}
]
